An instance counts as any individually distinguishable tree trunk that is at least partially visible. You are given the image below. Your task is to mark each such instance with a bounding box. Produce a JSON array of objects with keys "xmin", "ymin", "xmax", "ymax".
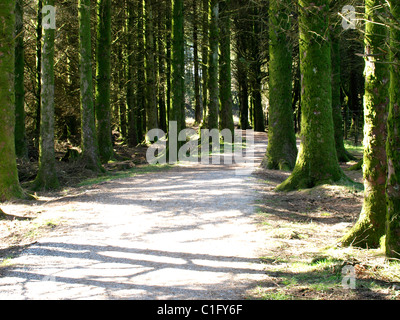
[
  {"xmin": 126, "ymin": 1, "xmax": 138, "ymax": 146},
  {"xmin": 201, "ymin": 0, "xmax": 209, "ymax": 125},
  {"xmin": 206, "ymin": 0, "xmax": 219, "ymax": 130},
  {"xmin": 136, "ymin": 0, "xmax": 146, "ymax": 143},
  {"xmin": 145, "ymin": 0, "xmax": 158, "ymax": 135},
  {"xmin": 34, "ymin": 0, "xmax": 43, "ymax": 151},
  {"xmin": 166, "ymin": 0, "xmax": 172, "ymax": 128},
  {"xmin": 193, "ymin": 0, "xmax": 202, "ymax": 125},
  {"xmin": 263, "ymin": 0, "xmax": 297, "ymax": 171},
  {"xmin": 385, "ymin": 0, "xmax": 400, "ymax": 258},
  {"xmin": 234, "ymin": 2, "xmax": 250, "ymax": 130},
  {"xmin": 171, "ymin": 0, "xmax": 186, "ymax": 133},
  {"xmin": 158, "ymin": 4, "xmax": 167, "ymax": 133},
  {"xmin": 0, "ymin": 0, "xmax": 25, "ymax": 200},
  {"xmin": 341, "ymin": 0, "xmax": 389, "ymax": 248},
  {"xmin": 218, "ymin": 0, "xmax": 234, "ymax": 134},
  {"xmin": 250, "ymin": 7, "xmax": 264, "ymax": 133},
  {"xmin": 14, "ymin": 0, "xmax": 27, "ymax": 159},
  {"xmin": 95, "ymin": 0, "xmax": 113, "ymax": 163},
  {"xmin": 276, "ymin": 0, "xmax": 345, "ymax": 191},
  {"xmin": 33, "ymin": 0, "xmax": 60, "ymax": 190},
  {"xmin": 78, "ymin": 0, "xmax": 102, "ymax": 172}
]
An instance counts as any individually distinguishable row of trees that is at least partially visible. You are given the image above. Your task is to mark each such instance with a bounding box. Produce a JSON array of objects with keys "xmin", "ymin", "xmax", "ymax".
[
  {"xmin": 261, "ymin": 0, "xmax": 399, "ymax": 258},
  {"xmin": 1, "ymin": 0, "xmax": 266, "ymax": 190}
]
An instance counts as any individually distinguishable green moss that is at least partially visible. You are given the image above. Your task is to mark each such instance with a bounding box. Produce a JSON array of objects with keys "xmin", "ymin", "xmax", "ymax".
[
  {"xmin": 341, "ymin": 0, "xmax": 389, "ymax": 249},
  {"xmin": 276, "ymin": 0, "xmax": 345, "ymax": 192},
  {"xmin": 386, "ymin": 0, "xmax": 400, "ymax": 259}
]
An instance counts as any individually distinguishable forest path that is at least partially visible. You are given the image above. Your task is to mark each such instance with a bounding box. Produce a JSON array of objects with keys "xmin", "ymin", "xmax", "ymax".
[{"xmin": 0, "ymin": 131, "xmax": 269, "ymax": 300}]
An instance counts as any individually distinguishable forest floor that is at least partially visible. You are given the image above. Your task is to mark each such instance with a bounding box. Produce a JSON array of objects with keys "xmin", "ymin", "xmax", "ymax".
[{"xmin": 0, "ymin": 130, "xmax": 400, "ymax": 300}]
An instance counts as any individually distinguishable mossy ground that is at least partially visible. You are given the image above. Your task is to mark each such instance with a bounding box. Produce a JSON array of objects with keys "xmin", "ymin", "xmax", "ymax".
[{"xmin": 249, "ymin": 161, "xmax": 400, "ymax": 300}]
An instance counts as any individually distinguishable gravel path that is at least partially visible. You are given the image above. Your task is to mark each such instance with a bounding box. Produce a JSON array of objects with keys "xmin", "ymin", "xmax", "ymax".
[{"xmin": 0, "ymin": 131, "xmax": 269, "ymax": 300}]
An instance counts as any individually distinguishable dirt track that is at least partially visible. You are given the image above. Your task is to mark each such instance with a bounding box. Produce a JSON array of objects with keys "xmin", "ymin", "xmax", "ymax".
[{"xmin": 0, "ymin": 131, "xmax": 270, "ymax": 300}]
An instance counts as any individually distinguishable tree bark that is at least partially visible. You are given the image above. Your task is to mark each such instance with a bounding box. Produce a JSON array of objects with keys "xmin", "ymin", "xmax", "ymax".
[
  {"xmin": 331, "ymin": 8, "xmax": 355, "ymax": 163},
  {"xmin": 136, "ymin": 0, "xmax": 146, "ymax": 143},
  {"xmin": 250, "ymin": 6, "xmax": 264, "ymax": 132},
  {"xmin": 14, "ymin": 0, "xmax": 27, "ymax": 159},
  {"xmin": 386, "ymin": 0, "xmax": 400, "ymax": 258},
  {"xmin": 33, "ymin": 0, "xmax": 60, "ymax": 190},
  {"xmin": 34, "ymin": 0, "xmax": 43, "ymax": 151},
  {"xmin": 206, "ymin": 0, "xmax": 219, "ymax": 130},
  {"xmin": 95, "ymin": 0, "xmax": 113, "ymax": 163},
  {"xmin": 158, "ymin": 4, "xmax": 167, "ymax": 133},
  {"xmin": 126, "ymin": 1, "xmax": 138, "ymax": 146},
  {"xmin": 0, "ymin": 0, "xmax": 25, "ymax": 199},
  {"xmin": 166, "ymin": 0, "xmax": 172, "ymax": 129},
  {"xmin": 145, "ymin": 0, "xmax": 158, "ymax": 135},
  {"xmin": 78, "ymin": 0, "xmax": 102, "ymax": 171},
  {"xmin": 276, "ymin": 0, "xmax": 345, "ymax": 191},
  {"xmin": 341, "ymin": 0, "xmax": 389, "ymax": 248},
  {"xmin": 218, "ymin": 0, "xmax": 234, "ymax": 134},
  {"xmin": 201, "ymin": 0, "xmax": 209, "ymax": 125},
  {"xmin": 234, "ymin": 2, "xmax": 250, "ymax": 130},
  {"xmin": 263, "ymin": 0, "xmax": 297, "ymax": 171},
  {"xmin": 193, "ymin": 0, "xmax": 202, "ymax": 125},
  {"xmin": 171, "ymin": 0, "xmax": 186, "ymax": 133}
]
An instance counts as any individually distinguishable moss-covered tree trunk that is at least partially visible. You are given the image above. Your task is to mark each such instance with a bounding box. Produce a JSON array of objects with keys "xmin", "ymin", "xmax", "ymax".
[
  {"xmin": 385, "ymin": 0, "xmax": 400, "ymax": 258},
  {"xmin": 171, "ymin": 0, "xmax": 185, "ymax": 133},
  {"xmin": 14, "ymin": 0, "xmax": 27, "ymax": 159},
  {"xmin": 218, "ymin": 0, "xmax": 234, "ymax": 134},
  {"xmin": 276, "ymin": 0, "xmax": 344, "ymax": 191},
  {"xmin": 144, "ymin": 0, "xmax": 158, "ymax": 135},
  {"xmin": 206, "ymin": 0, "xmax": 219, "ymax": 130},
  {"xmin": 263, "ymin": 0, "xmax": 297, "ymax": 171},
  {"xmin": 0, "ymin": 0, "xmax": 25, "ymax": 200},
  {"xmin": 78, "ymin": 0, "xmax": 102, "ymax": 172},
  {"xmin": 33, "ymin": 0, "xmax": 59, "ymax": 190},
  {"xmin": 95, "ymin": 0, "xmax": 113, "ymax": 163},
  {"xmin": 341, "ymin": 0, "xmax": 389, "ymax": 248},
  {"xmin": 201, "ymin": 0, "xmax": 209, "ymax": 125}
]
